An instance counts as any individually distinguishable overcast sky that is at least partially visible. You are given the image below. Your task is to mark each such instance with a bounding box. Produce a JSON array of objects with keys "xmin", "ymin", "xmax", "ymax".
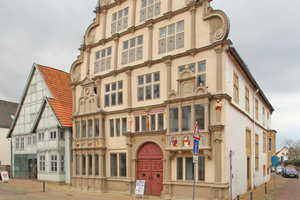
[{"xmin": 0, "ymin": 0, "xmax": 299, "ymax": 151}]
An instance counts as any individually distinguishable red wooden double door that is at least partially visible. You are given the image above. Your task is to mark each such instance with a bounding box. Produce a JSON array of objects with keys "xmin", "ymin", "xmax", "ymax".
[{"xmin": 137, "ymin": 142, "xmax": 163, "ymax": 196}]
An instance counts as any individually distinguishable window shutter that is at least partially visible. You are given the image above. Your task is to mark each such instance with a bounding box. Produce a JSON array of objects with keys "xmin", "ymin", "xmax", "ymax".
[
  {"xmin": 129, "ymin": 48, "xmax": 136, "ymax": 63},
  {"xmin": 158, "ymin": 38, "xmax": 166, "ymax": 54},
  {"xmin": 167, "ymin": 35, "xmax": 175, "ymax": 52}
]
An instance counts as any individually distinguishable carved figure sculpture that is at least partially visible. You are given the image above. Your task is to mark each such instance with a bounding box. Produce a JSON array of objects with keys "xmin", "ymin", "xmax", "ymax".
[
  {"xmin": 216, "ymin": 99, "xmax": 221, "ymax": 123},
  {"xmin": 127, "ymin": 114, "xmax": 132, "ymax": 132}
]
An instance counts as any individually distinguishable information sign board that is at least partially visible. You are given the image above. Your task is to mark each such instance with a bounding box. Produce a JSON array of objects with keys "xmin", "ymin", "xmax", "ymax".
[
  {"xmin": 271, "ymin": 156, "xmax": 279, "ymax": 167},
  {"xmin": 134, "ymin": 180, "xmax": 147, "ymax": 198},
  {"xmin": 193, "ymin": 154, "xmax": 198, "ymax": 164},
  {"xmin": 0, "ymin": 171, "xmax": 10, "ymax": 182}
]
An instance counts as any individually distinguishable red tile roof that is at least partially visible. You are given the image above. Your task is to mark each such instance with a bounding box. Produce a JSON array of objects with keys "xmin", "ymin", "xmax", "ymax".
[{"xmin": 37, "ymin": 65, "xmax": 72, "ymax": 127}]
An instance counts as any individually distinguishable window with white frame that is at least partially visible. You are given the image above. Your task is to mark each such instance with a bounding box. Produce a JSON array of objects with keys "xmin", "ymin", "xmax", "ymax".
[
  {"xmin": 159, "ymin": 21, "xmax": 184, "ymax": 54},
  {"xmin": 111, "ymin": 7, "xmax": 129, "ymax": 34},
  {"xmin": 110, "ymin": 153, "xmax": 127, "ymax": 177},
  {"xmin": 76, "ymin": 121, "xmax": 80, "ymax": 139},
  {"xmin": 50, "ymin": 131, "xmax": 56, "ymax": 139},
  {"xmin": 140, "ymin": 0, "xmax": 161, "ymax": 22},
  {"xmin": 27, "ymin": 136, "xmax": 32, "ymax": 145},
  {"xmin": 32, "ymin": 136, "xmax": 36, "ymax": 144},
  {"xmin": 105, "ymin": 81, "xmax": 123, "ymax": 107},
  {"xmin": 39, "ymin": 155, "xmax": 45, "ymax": 172},
  {"xmin": 20, "ymin": 137, "xmax": 24, "ymax": 149},
  {"xmin": 61, "ymin": 155, "xmax": 64, "ymax": 172},
  {"xmin": 60, "ymin": 131, "xmax": 64, "ymax": 139},
  {"xmin": 94, "ymin": 47, "xmax": 112, "ymax": 73},
  {"xmin": 38, "ymin": 132, "xmax": 44, "ymax": 141},
  {"xmin": 122, "ymin": 36, "xmax": 143, "ymax": 65},
  {"xmin": 51, "ymin": 155, "xmax": 57, "ymax": 172},
  {"xmin": 15, "ymin": 138, "xmax": 19, "ymax": 149},
  {"xmin": 137, "ymin": 72, "xmax": 160, "ymax": 101}
]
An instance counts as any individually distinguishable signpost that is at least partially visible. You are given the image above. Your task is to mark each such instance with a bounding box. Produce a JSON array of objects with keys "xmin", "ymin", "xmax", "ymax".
[
  {"xmin": 271, "ymin": 156, "xmax": 279, "ymax": 189},
  {"xmin": 192, "ymin": 122, "xmax": 200, "ymax": 200}
]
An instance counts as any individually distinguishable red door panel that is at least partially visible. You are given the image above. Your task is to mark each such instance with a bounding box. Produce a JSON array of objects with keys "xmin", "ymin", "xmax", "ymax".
[
  {"xmin": 137, "ymin": 143, "xmax": 163, "ymax": 196},
  {"xmin": 151, "ymin": 160, "xmax": 163, "ymax": 195}
]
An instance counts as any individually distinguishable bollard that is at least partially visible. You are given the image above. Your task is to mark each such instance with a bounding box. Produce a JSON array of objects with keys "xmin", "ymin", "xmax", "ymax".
[
  {"xmin": 265, "ymin": 182, "xmax": 267, "ymax": 194},
  {"xmin": 250, "ymin": 192, "xmax": 253, "ymax": 200},
  {"xmin": 43, "ymin": 181, "xmax": 45, "ymax": 192}
]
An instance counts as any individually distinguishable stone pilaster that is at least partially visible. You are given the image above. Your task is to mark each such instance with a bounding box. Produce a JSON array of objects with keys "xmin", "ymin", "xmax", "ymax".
[
  {"xmin": 147, "ymin": 23, "xmax": 153, "ymax": 61},
  {"xmin": 190, "ymin": 6, "xmax": 196, "ymax": 49},
  {"xmin": 113, "ymin": 36, "xmax": 119, "ymax": 70},
  {"xmin": 210, "ymin": 125, "xmax": 224, "ymax": 182},
  {"xmin": 126, "ymin": 70, "xmax": 132, "ymax": 108},
  {"xmin": 95, "ymin": 79, "xmax": 101, "ymax": 107},
  {"xmin": 165, "ymin": 58, "xmax": 172, "ymax": 94},
  {"xmin": 102, "ymin": 9, "xmax": 107, "ymax": 39},
  {"xmin": 86, "ymin": 48, "xmax": 91, "ymax": 77},
  {"xmin": 214, "ymin": 45, "xmax": 223, "ymax": 93}
]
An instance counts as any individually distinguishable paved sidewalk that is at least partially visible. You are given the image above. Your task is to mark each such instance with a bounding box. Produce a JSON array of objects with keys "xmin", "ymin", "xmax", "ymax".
[
  {"xmin": 234, "ymin": 173, "xmax": 289, "ymax": 200},
  {"xmin": 0, "ymin": 179, "xmax": 163, "ymax": 200}
]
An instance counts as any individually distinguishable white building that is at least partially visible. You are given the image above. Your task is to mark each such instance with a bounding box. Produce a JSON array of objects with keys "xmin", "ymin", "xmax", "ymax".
[
  {"xmin": 7, "ymin": 63, "xmax": 72, "ymax": 183},
  {"xmin": 0, "ymin": 100, "xmax": 18, "ymax": 169}
]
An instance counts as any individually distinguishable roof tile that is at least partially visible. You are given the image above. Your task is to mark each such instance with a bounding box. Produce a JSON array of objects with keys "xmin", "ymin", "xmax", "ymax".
[{"xmin": 37, "ymin": 65, "xmax": 72, "ymax": 127}]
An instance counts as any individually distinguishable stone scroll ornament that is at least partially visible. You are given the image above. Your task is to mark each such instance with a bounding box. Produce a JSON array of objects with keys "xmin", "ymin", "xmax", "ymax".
[{"xmin": 203, "ymin": 1, "xmax": 230, "ymax": 43}]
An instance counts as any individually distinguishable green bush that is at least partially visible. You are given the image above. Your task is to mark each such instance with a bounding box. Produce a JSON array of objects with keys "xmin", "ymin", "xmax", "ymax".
[
  {"xmin": 292, "ymin": 158, "xmax": 300, "ymax": 167},
  {"xmin": 283, "ymin": 158, "xmax": 300, "ymax": 167}
]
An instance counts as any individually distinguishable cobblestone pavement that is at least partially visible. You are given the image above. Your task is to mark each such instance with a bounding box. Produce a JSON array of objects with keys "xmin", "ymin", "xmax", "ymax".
[
  {"xmin": 270, "ymin": 177, "xmax": 300, "ymax": 200},
  {"xmin": 0, "ymin": 179, "xmax": 163, "ymax": 200}
]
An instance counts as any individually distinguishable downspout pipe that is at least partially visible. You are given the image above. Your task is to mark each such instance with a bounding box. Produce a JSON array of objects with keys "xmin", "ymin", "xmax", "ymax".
[
  {"xmin": 7, "ymin": 137, "xmax": 12, "ymax": 178},
  {"xmin": 253, "ymin": 89, "xmax": 259, "ymax": 189}
]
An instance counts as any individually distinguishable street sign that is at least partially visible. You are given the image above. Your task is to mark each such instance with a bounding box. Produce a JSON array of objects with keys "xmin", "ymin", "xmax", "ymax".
[
  {"xmin": 193, "ymin": 122, "xmax": 200, "ymax": 140},
  {"xmin": 193, "ymin": 139, "xmax": 199, "ymax": 155},
  {"xmin": 271, "ymin": 156, "xmax": 279, "ymax": 167},
  {"xmin": 193, "ymin": 154, "xmax": 198, "ymax": 164}
]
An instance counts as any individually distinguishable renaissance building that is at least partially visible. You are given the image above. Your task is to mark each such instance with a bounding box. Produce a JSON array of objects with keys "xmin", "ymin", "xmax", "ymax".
[{"xmin": 70, "ymin": 0, "xmax": 276, "ymax": 199}]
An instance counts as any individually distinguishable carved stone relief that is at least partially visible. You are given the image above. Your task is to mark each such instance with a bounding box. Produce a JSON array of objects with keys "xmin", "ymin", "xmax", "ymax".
[
  {"xmin": 77, "ymin": 77, "xmax": 101, "ymax": 115},
  {"xmin": 203, "ymin": 1, "xmax": 230, "ymax": 43},
  {"xmin": 178, "ymin": 68, "xmax": 196, "ymax": 98}
]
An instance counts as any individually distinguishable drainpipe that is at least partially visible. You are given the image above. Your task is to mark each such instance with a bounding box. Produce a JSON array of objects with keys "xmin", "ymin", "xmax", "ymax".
[
  {"xmin": 253, "ymin": 89, "xmax": 259, "ymax": 189},
  {"xmin": 7, "ymin": 138, "xmax": 12, "ymax": 178}
]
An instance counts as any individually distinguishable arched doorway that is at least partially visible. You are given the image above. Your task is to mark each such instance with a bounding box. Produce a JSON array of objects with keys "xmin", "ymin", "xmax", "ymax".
[{"xmin": 137, "ymin": 142, "xmax": 163, "ymax": 196}]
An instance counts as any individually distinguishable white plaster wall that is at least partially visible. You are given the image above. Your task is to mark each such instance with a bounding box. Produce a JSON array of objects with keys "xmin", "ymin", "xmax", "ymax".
[
  {"xmin": 0, "ymin": 128, "xmax": 11, "ymax": 165},
  {"xmin": 224, "ymin": 54, "xmax": 271, "ymax": 198}
]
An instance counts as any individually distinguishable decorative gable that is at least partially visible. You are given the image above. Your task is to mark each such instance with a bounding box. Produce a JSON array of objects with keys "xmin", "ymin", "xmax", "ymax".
[
  {"xmin": 77, "ymin": 77, "xmax": 100, "ymax": 115},
  {"xmin": 177, "ymin": 67, "xmax": 196, "ymax": 98}
]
